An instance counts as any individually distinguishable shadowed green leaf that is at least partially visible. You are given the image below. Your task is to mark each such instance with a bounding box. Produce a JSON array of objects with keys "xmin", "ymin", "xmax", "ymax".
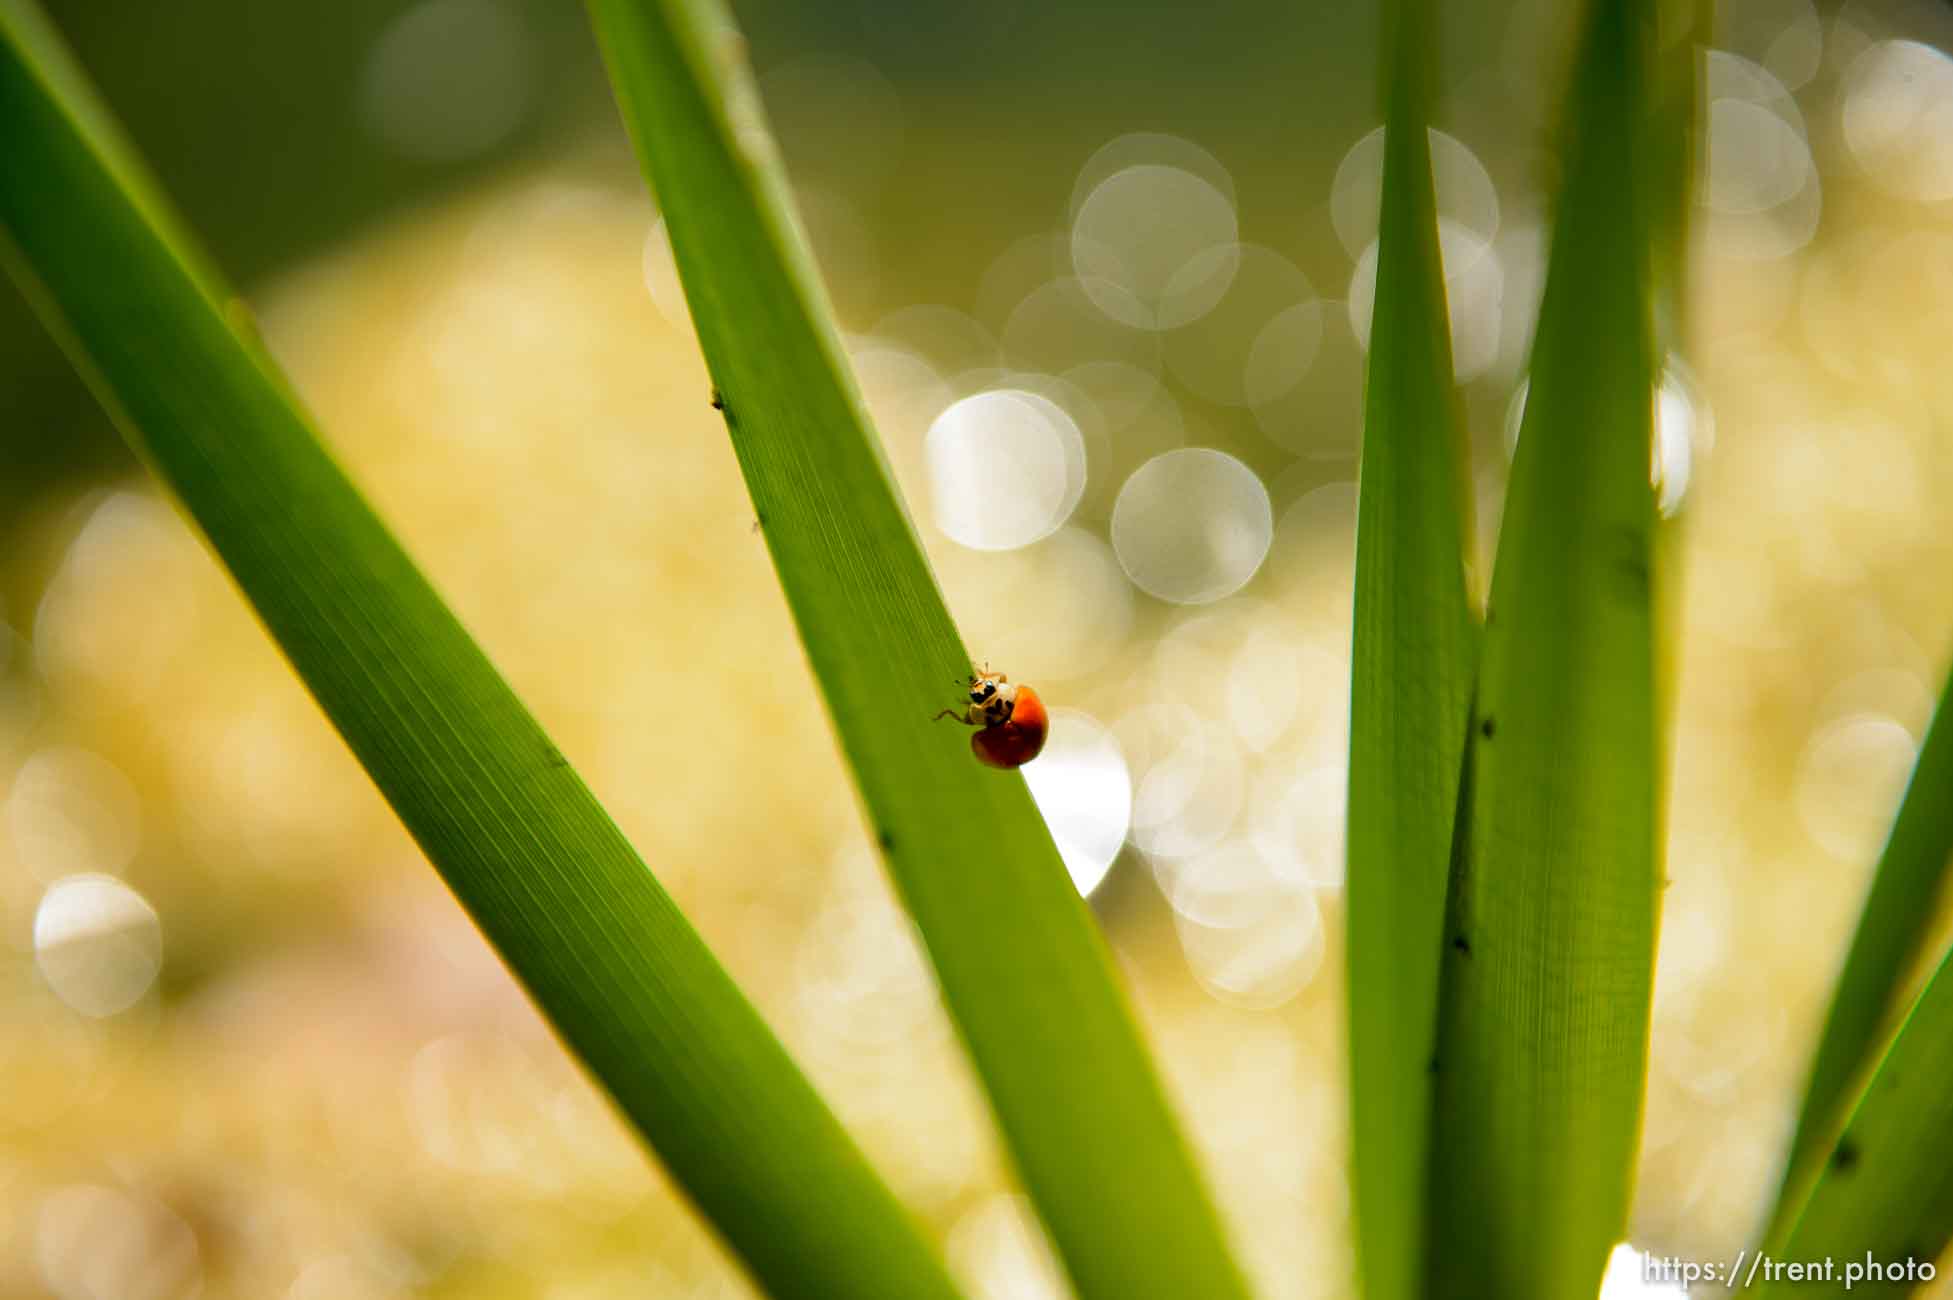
[
  {"xmin": 1761, "ymin": 941, "xmax": 1953, "ymax": 1298},
  {"xmin": 1644, "ymin": 0, "xmax": 1709, "ymax": 344},
  {"xmin": 581, "ymin": 3, "xmax": 1254, "ymax": 1298},
  {"xmin": 1426, "ymin": 0, "xmax": 1664, "ymax": 1294},
  {"xmin": 1766, "ymin": 667, "xmax": 1953, "ymax": 1249},
  {"xmin": 1344, "ymin": 0, "xmax": 1478, "ymax": 1297},
  {"xmin": 0, "ymin": 5, "xmax": 964, "ymax": 1298}
]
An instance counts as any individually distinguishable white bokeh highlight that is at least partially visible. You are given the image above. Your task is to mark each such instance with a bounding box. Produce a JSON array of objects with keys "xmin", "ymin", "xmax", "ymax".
[
  {"xmin": 1072, "ymin": 165, "xmax": 1241, "ymax": 329},
  {"xmin": 1167, "ymin": 841, "xmax": 1325, "ymax": 1009},
  {"xmin": 1111, "ymin": 449, "xmax": 1272, "ymax": 603},
  {"xmin": 1842, "ymin": 40, "xmax": 1953, "ymax": 203},
  {"xmin": 34, "ymin": 875, "xmax": 163, "ymax": 1018},
  {"xmin": 1504, "ymin": 361, "xmax": 1713, "ymax": 518},
  {"xmin": 927, "ymin": 390, "xmax": 1087, "ymax": 551},
  {"xmin": 1700, "ymin": 51, "xmax": 1820, "ymax": 260},
  {"xmin": 1021, "ymin": 709, "xmax": 1133, "ymax": 896}
]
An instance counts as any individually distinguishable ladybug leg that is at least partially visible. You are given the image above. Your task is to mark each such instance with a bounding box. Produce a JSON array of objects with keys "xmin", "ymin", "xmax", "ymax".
[{"xmin": 932, "ymin": 708, "xmax": 967, "ymax": 724}]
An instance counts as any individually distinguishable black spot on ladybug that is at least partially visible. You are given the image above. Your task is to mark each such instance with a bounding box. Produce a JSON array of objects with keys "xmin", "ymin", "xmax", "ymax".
[
  {"xmin": 1480, "ymin": 717, "xmax": 1496, "ymax": 739},
  {"xmin": 1832, "ymin": 1139, "xmax": 1860, "ymax": 1172},
  {"xmin": 1452, "ymin": 935, "xmax": 1472, "ymax": 956}
]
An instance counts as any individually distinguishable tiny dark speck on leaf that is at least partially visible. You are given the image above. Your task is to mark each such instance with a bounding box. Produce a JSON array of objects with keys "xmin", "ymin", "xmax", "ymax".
[
  {"xmin": 709, "ymin": 387, "xmax": 724, "ymax": 410},
  {"xmin": 1832, "ymin": 1139, "xmax": 1860, "ymax": 1171},
  {"xmin": 1613, "ymin": 527, "xmax": 1650, "ymax": 600},
  {"xmin": 1452, "ymin": 935, "xmax": 1472, "ymax": 956},
  {"xmin": 877, "ymin": 830, "xmax": 895, "ymax": 851},
  {"xmin": 1427, "ymin": 1055, "xmax": 1441, "ymax": 1075},
  {"xmin": 1480, "ymin": 717, "xmax": 1496, "ymax": 739}
]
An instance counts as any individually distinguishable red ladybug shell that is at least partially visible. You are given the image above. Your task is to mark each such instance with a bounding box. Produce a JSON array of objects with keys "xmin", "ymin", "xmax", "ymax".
[{"xmin": 971, "ymin": 685, "xmax": 1048, "ymax": 769}]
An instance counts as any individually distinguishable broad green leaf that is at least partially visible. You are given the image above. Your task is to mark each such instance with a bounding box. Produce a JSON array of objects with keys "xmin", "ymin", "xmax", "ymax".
[
  {"xmin": 0, "ymin": 6, "xmax": 963, "ymax": 1298},
  {"xmin": 581, "ymin": 3, "xmax": 1255, "ymax": 1298},
  {"xmin": 1766, "ymin": 671, "xmax": 1953, "ymax": 1249},
  {"xmin": 1344, "ymin": 0, "xmax": 1478, "ymax": 1296},
  {"xmin": 1426, "ymin": 1, "xmax": 1664, "ymax": 1295},
  {"xmin": 1761, "ymin": 941, "xmax": 1953, "ymax": 1299}
]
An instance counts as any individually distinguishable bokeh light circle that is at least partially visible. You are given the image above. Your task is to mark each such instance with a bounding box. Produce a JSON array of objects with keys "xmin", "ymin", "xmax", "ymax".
[
  {"xmin": 1330, "ymin": 126, "xmax": 1500, "ymax": 259},
  {"xmin": 1002, "ymin": 276, "xmax": 1161, "ymax": 377},
  {"xmin": 1505, "ymin": 361, "xmax": 1711, "ymax": 518},
  {"xmin": 1021, "ymin": 709, "xmax": 1132, "ymax": 896},
  {"xmin": 1348, "ymin": 219, "xmax": 1505, "ymax": 379},
  {"xmin": 1067, "ymin": 132, "xmax": 1237, "ymax": 220},
  {"xmin": 1111, "ymin": 449, "xmax": 1273, "ymax": 603},
  {"xmin": 1130, "ymin": 717, "xmax": 1248, "ymax": 863},
  {"xmin": 34, "ymin": 875, "xmax": 162, "ymax": 1018},
  {"xmin": 8, "ymin": 747, "xmax": 143, "ymax": 881},
  {"xmin": 1168, "ymin": 841, "xmax": 1325, "ymax": 1009},
  {"xmin": 357, "ymin": 0, "xmax": 534, "ymax": 163},
  {"xmin": 1164, "ymin": 245, "xmax": 1318, "ymax": 406},
  {"xmin": 926, "ymin": 390, "xmax": 1087, "ymax": 551},
  {"xmin": 1842, "ymin": 40, "xmax": 1953, "ymax": 202},
  {"xmin": 36, "ymin": 1184, "xmax": 201, "ymax": 1300},
  {"xmin": 1795, "ymin": 713, "xmax": 1917, "ymax": 862},
  {"xmin": 1701, "ymin": 51, "xmax": 1820, "ymax": 260},
  {"xmin": 1071, "ymin": 164, "xmax": 1241, "ymax": 329}
]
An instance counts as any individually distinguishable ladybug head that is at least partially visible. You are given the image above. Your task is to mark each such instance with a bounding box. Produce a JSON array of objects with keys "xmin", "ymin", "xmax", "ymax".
[{"xmin": 967, "ymin": 670, "xmax": 1015, "ymax": 726}]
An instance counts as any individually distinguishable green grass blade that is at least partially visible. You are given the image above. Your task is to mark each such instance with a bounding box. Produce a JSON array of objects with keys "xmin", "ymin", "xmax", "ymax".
[
  {"xmin": 1760, "ymin": 944, "xmax": 1953, "ymax": 1299},
  {"xmin": 1644, "ymin": 0, "xmax": 1708, "ymax": 344},
  {"xmin": 1344, "ymin": 1, "xmax": 1479, "ymax": 1297},
  {"xmin": 1426, "ymin": 1, "xmax": 1662, "ymax": 1295},
  {"xmin": 0, "ymin": 7, "xmax": 965, "ymax": 1299},
  {"xmin": 1765, "ymin": 671, "xmax": 1953, "ymax": 1248},
  {"xmin": 581, "ymin": 3, "xmax": 1254, "ymax": 1299}
]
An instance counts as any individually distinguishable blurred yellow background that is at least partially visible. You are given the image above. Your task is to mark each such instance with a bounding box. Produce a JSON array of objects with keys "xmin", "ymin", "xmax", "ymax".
[{"xmin": 7, "ymin": 0, "xmax": 1953, "ymax": 1296}]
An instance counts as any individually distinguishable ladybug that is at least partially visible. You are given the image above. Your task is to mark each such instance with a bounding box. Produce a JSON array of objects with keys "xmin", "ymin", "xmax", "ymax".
[{"xmin": 934, "ymin": 668, "xmax": 1049, "ymax": 769}]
